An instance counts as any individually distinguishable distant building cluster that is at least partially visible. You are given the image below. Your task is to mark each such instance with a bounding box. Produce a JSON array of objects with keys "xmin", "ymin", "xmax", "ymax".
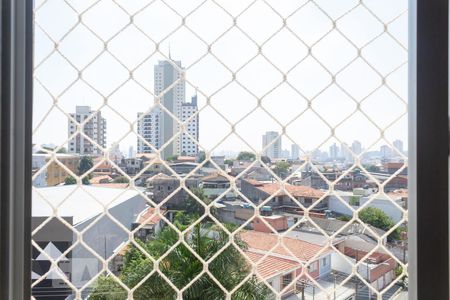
[{"xmin": 137, "ymin": 60, "xmax": 199, "ymax": 158}]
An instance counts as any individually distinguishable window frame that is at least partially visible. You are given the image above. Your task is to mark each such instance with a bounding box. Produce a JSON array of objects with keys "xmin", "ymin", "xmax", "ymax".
[
  {"xmin": 0, "ymin": 0, "xmax": 448, "ymax": 299},
  {"xmin": 0, "ymin": 0, "xmax": 33, "ymax": 299},
  {"xmin": 408, "ymin": 0, "xmax": 449, "ymax": 299}
]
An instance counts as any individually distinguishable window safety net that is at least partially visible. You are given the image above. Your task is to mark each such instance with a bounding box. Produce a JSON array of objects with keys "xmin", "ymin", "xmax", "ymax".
[{"xmin": 32, "ymin": 1, "xmax": 408, "ymax": 299}]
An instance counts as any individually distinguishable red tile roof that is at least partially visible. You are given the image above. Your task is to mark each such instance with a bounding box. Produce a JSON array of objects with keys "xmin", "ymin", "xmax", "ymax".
[
  {"xmin": 239, "ymin": 231, "xmax": 330, "ymax": 262},
  {"xmin": 246, "ymin": 251, "xmax": 299, "ymax": 279},
  {"xmin": 245, "ymin": 179, "xmax": 324, "ymax": 199},
  {"xmin": 136, "ymin": 207, "xmax": 165, "ymax": 225}
]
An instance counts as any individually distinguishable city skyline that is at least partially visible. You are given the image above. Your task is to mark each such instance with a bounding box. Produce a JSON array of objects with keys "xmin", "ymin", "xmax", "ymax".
[{"xmin": 33, "ymin": 0, "xmax": 408, "ymax": 156}]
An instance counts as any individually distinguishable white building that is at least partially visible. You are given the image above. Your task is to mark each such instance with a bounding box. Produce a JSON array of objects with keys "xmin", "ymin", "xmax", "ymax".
[
  {"xmin": 393, "ymin": 139, "xmax": 404, "ymax": 154},
  {"xmin": 137, "ymin": 109, "xmax": 161, "ymax": 153},
  {"xmin": 262, "ymin": 131, "xmax": 281, "ymax": 159},
  {"xmin": 68, "ymin": 106, "xmax": 106, "ymax": 155},
  {"xmin": 329, "ymin": 143, "xmax": 339, "ymax": 159},
  {"xmin": 180, "ymin": 95, "xmax": 199, "ymax": 156},
  {"xmin": 380, "ymin": 145, "xmax": 393, "ymax": 158},
  {"xmin": 291, "ymin": 144, "xmax": 300, "ymax": 160},
  {"xmin": 351, "ymin": 140, "xmax": 362, "ymax": 155},
  {"xmin": 138, "ymin": 60, "xmax": 199, "ymax": 158},
  {"xmin": 341, "ymin": 143, "xmax": 353, "ymax": 163}
]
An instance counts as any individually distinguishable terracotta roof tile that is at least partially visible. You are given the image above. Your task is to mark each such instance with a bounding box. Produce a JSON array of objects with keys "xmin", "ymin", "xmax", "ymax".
[
  {"xmin": 245, "ymin": 179, "xmax": 324, "ymax": 198},
  {"xmin": 246, "ymin": 251, "xmax": 299, "ymax": 279},
  {"xmin": 240, "ymin": 231, "xmax": 330, "ymax": 262}
]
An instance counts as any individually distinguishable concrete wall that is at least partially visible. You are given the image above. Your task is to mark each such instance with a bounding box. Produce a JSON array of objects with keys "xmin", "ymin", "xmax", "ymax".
[{"xmin": 328, "ymin": 195, "xmax": 403, "ymax": 223}]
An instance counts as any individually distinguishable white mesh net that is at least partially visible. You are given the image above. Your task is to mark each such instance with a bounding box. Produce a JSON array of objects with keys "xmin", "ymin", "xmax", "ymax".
[{"xmin": 32, "ymin": 1, "xmax": 408, "ymax": 299}]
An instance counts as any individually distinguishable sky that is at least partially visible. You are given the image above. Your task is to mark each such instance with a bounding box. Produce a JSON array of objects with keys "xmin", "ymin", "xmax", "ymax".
[{"xmin": 32, "ymin": 0, "xmax": 408, "ymax": 157}]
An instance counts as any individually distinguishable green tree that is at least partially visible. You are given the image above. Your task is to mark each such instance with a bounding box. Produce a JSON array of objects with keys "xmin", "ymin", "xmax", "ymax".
[
  {"xmin": 113, "ymin": 176, "xmax": 129, "ymax": 183},
  {"xmin": 78, "ymin": 156, "xmax": 94, "ymax": 176},
  {"xmin": 185, "ymin": 188, "xmax": 211, "ymax": 216},
  {"xmin": 274, "ymin": 161, "xmax": 290, "ymax": 178},
  {"xmin": 224, "ymin": 159, "xmax": 234, "ymax": 166},
  {"xmin": 261, "ymin": 156, "xmax": 271, "ymax": 164},
  {"xmin": 236, "ymin": 151, "xmax": 255, "ymax": 161},
  {"xmin": 90, "ymin": 218, "xmax": 269, "ymax": 300},
  {"xmin": 166, "ymin": 155, "xmax": 179, "ymax": 162},
  {"xmin": 78, "ymin": 156, "xmax": 94, "ymax": 185},
  {"xmin": 359, "ymin": 207, "xmax": 400, "ymax": 241},
  {"xmin": 337, "ymin": 215, "xmax": 351, "ymax": 222},
  {"xmin": 64, "ymin": 176, "xmax": 76, "ymax": 185}
]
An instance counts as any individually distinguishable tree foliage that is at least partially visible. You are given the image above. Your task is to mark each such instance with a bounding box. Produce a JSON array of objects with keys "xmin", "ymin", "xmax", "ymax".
[
  {"xmin": 274, "ymin": 161, "xmax": 290, "ymax": 178},
  {"xmin": 113, "ymin": 176, "xmax": 129, "ymax": 183},
  {"xmin": 236, "ymin": 151, "xmax": 255, "ymax": 162},
  {"xmin": 90, "ymin": 215, "xmax": 270, "ymax": 300},
  {"xmin": 78, "ymin": 156, "xmax": 94, "ymax": 176},
  {"xmin": 166, "ymin": 155, "xmax": 179, "ymax": 162},
  {"xmin": 261, "ymin": 156, "xmax": 271, "ymax": 164},
  {"xmin": 64, "ymin": 176, "xmax": 76, "ymax": 185},
  {"xmin": 359, "ymin": 207, "xmax": 400, "ymax": 241}
]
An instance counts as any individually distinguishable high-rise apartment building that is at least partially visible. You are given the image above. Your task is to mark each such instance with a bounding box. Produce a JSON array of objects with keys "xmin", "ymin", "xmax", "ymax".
[
  {"xmin": 329, "ymin": 143, "xmax": 339, "ymax": 159},
  {"xmin": 180, "ymin": 95, "xmax": 199, "ymax": 156},
  {"xmin": 262, "ymin": 131, "xmax": 281, "ymax": 159},
  {"xmin": 341, "ymin": 143, "xmax": 353, "ymax": 162},
  {"xmin": 291, "ymin": 144, "xmax": 300, "ymax": 160},
  {"xmin": 393, "ymin": 139, "xmax": 404, "ymax": 154},
  {"xmin": 137, "ymin": 109, "xmax": 161, "ymax": 153},
  {"xmin": 68, "ymin": 106, "xmax": 106, "ymax": 155},
  {"xmin": 138, "ymin": 60, "xmax": 199, "ymax": 158},
  {"xmin": 380, "ymin": 145, "xmax": 393, "ymax": 158},
  {"xmin": 351, "ymin": 140, "xmax": 362, "ymax": 155}
]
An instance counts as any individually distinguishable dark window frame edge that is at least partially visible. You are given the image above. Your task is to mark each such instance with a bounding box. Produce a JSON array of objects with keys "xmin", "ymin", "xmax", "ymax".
[
  {"xmin": 409, "ymin": 0, "xmax": 449, "ymax": 299},
  {"xmin": 0, "ymin": 0, "xmax": 33, "ymax": 299}
]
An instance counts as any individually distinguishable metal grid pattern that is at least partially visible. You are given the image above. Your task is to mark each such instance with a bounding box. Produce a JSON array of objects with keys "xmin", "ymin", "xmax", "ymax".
[{"xmin": 32, "ymin": 0, "xmax": 408, "ymax": 299}]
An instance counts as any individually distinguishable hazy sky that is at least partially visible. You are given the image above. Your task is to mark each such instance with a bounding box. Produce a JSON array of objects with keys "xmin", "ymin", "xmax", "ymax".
[{"xmin": 32, "ymin": 0, "xmax": 408, "ymax": 157}]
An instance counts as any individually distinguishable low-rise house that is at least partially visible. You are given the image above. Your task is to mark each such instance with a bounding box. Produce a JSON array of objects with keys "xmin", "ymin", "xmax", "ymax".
[
  {"xmin": 201, "ymin": 173, "xmax": 235, "ymax": 200},
  {"xmin": 211, "ymin": 155, "xmax": 225, "ymax": 169},
  {"xmin": 242, "ymin": 166, "xmax": 273, "ymax": 182},
  {"xmin": 169, "ymin": 162, "xmax": 199, "ymax": 175},
  {"xmin": 213, "ymin": 200, "xmax": 254, "ymax": 227},
  {"xmin": 239, "ymin": 230, "xmax": 333, "ymax": 296},
  {"xmin": 299, "ymin": 169, "xmax": 367, "ymax": 191},
  {"xmin": 120, "ymin": 157, "xmax": 143, "ymax": 175},
  {"xmin": 132, "ymin": 207, "xmax": 166, "ymax": 242},
  {"xmin": 241, "ymin": 179, "xmax": 326, "ymax": 212},
  {"xmin": 146, "ymin": 173, "xmax": 199, "ymax": 208},
  {"xmin": 332, "ymin": 238, "xmax": 398, "ymax": 292},
  {"xmin": 32, "ymin": 153, "xmax": 80, "ymax": 187}
]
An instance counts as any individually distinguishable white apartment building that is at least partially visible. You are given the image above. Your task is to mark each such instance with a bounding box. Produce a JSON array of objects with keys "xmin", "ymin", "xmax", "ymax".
[
  {"xmin": 68, "ymin": 106, "xmax": 106, "ymax": 155},
  {"xmin": 137, "ymin": 109, "xmax": 161, "ymax": 153},
  {"xmin": 262, "ymin": 131, "xmax": 281, "ymax": 159},
  {"xmin": 180, "ymin": 95, "xmax": 199, "ymax": 156},
  {"xmin": 341, "ymin": 143, "xmax": 353, "ymax": 163},
  {"xmin": 351, "ymin": 140, "xmax": 362, "ymax": 155},
  {"xmin": 329, "ymin": 143, "xmax": 339, "ymax": 159},
  {"xmin": 291, "ymin": 144, "xmax": 300, "ymax": 160},
  {"xmin": 138, "ymin": 60, "xmax": 199, "ymax": 158},
  {"xmin": 393, "ymin": 139, "xmax": 404, "ymax": 154}
]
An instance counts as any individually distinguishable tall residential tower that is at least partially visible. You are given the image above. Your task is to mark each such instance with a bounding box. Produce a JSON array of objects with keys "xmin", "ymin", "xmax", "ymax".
[
  {"xmin": 137, "ymin": 60, "xmax": 199, "ymax": 158},
  {"xmin": 68, "ymin": 106, "xmax": 106, "ymax": 155}
]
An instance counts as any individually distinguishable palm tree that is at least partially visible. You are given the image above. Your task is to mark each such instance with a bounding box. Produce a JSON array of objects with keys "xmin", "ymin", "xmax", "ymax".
[{"xmin": 90, "ymin": 216, "xmax": 270, "ymax": 300}]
